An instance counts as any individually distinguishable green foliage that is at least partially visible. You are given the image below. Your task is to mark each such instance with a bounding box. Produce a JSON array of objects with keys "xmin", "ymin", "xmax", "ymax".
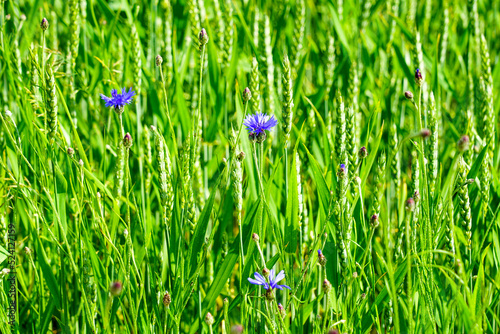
[{"xmin": 0, "ymin": 0, "xmax": 499, "ymax": 333}]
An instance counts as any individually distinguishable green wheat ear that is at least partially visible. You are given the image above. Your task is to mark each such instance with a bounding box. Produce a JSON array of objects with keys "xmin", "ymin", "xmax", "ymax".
[
  {"xmin": 427, "ymin": 92, "xmax": 438, "ymax": 194},
  {"xmin": 260, "ymin": 14, "xmax": 275, "ymax": 110},
  {"xmin": 152, "ymin": 127, "xmax": 174, "ymax": 228},
  {"xmin": 335, "ymin": 91, "xmax": 346, "ymax": 167},
  {"xmin": 131, "ymin": 24, "xmax": 142, "ymax": 96},
  {"xmin": 161, "ymin": 0, "xmax": 174, "ymax": 85},
  {"xmin": 249, "ymin": 57, "xmax": 261, "ymax": 114},
  {"xmin": 222, "ymin": 0, "xmax": 234, "ymax": 71},
  {"xmin": 281, "ymin": 55, "xmax": 293, "ymax": 147},
  {"xmin": 456, "ymin": 157, "xmax": 472, "ymax": 250},
  {"xmin": 290, "ymin": 0, "xmax": 305, "ymax": 71},
  {"xmin": 372, "ymin": 152, "xmax": 386, "ymax": 219},
  {"xmin": 324, "ymin": 35, "xmax": 335, "ymax": 100}
]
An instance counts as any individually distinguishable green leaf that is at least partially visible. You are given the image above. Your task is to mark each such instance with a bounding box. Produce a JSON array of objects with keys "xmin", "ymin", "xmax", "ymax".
[
  {"xmin": 361, "ymin": 123, "xmax": 384, "ymax": 187},
  {"xmin": 388, "ymin": 13, "xmax": 415, "ymax": 43},
  {"xmin": 472, "ymin": 245, "xmax": 489, "ymax": 320},
  {"xmin": 393, "ymin": 43, "xmax": 414, "ymax": 87},
  {"xmin": 329, "ymin": 6, "xmax": 351, "ymax": 56},
  {"xmin": 467, "ymin": 144, "xmax": 488, "ymax": 180},
  {"xmin": 304, "ymin": 147, "xmax": 331, "ymax": 213},
  {"xmin": 187, "ymin": 172, "xmax": 224, "ymax": 279},
  {"xmin": 285, "ymin": 148, "xmax": 300, "ymax": 253},
  {"xmin": 35, "ymin": 236, "xmax": 62, "ymax": 309},
  {"xmin": 0, "ymin": 244, "xmax": 9, "ymax": 265}
]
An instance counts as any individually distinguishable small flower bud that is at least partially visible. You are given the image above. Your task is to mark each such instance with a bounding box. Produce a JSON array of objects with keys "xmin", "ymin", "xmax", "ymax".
[
  {"xmin": 40, "ymin": 18, "xmax": 49, "ymax": 31},
  {"xmin": 4, "ymin": 110, "xmax": 12, "ymax": 118},
  {"xmin": 110, "ymin": 281, "xmax": 123, "ymax": 296},
  {"xmin": 25, "ymin": 247, "xmax": 32, "ymax": 255},
  {"xmin": 413, "ymin": 190, "xmax": 421, "ymax": 203},
  {"xmin": 415, "ymin": 68, "xmax": 423, "ymax": 86},
  {"xmin": 123, "ymin": 133, "xmax": 133, "ymax": 148},
  {"xmin": 252, "ymin": 233, "xmax": 259, "ymax": 242},
  {"xmin": 405, "ymin": 198, "xmax": 415, "ymax": 212},
  {"xmin": 327, "ymin": 330, "xmax": 340, "ymax": 334},
  {"xmin": 5, "ymin": 14, "xmax": 10, "ymax": 20},
  {"xmin": 236, "ymin": 151, "xmax": 246, "ymax": 162},
  {"xmin": 370, "ymin": 214, "xmax": 379, "ymax": 228},
  {"xmin": 231, "ymin": 325, "xmax": 244, "ymax": 334},
  {"xmin": 78, "ymin": 159, "xmax": 84, "ymax": 167},
  {"xmin": 337, "ymin": 164, "xmax": 347, "ymax": 179},
  {"xmin": 278, "ymin": 303, "xmax": 286, "ymax": 318},
  {"xmin": 317, "ymin": 249, "xmax": 327, "ymax": 267},
  {"xmin": 123, "ymin": 229, "xmax": 129, "ymax": 237},
  {"xmin": 155, "ymin": 55, "xmax": 163, "ymax": 67},
  {"xmin": 163, "ymin": 291, "xmax": 171, "ymax": 307},
  {"xmin": 67, "ymin": 147, "xmax": 75, "ymax": 157},
  {"xmin": 457, "ymin": 135, "xmax": 470, "ymax": 152},
  {"xmin": 20, "ymin": 14, "xmax": 27, "ymax": 21},
  {"xmin": 205, "ymin": 312, "xmax": 214, "ymax": 326},
  {"xmin": 113, "ymin": 104, "xmax": 125, "ymax": 114},
  {"xmin": 262, "ymin": 268, "xmax": 270, "ymax": 278},
  {"xmin": 242, "ymin": 87, "xmax": 252, "ymax": 102},
  {"xmin": 265, "ymin": 288, "xmax": 275, "ymax": 301},
  {"xmin": 256, "ymin": 131, "xmax": 267, "ymax": 143},
  {"xmin": 323, "ymin": 279, "xmax": 332, "ymax": 293},
  {"xmin": 199, "ymin": 28, "xmax": 209, "ymax": 49},
  {"xmin": 353, "ymin": 271, "xmax": 358, "ymax": 278},
  {"xmin": 419, "ymin": 129, "xmax": 431, "ymax": 139},
  {"xmin": 249, "ymin": 132, "xmax": 257, "ymax": 143},
  {"xmin": 404, "ymin": 91, "xmax": 414, "ymax": 100},
  {"xmin": 358, "ymin": 146, "xmax": 368, "ymax": 159}
]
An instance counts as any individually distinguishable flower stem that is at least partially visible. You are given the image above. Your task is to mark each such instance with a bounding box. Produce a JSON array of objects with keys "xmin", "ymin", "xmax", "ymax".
[{"xmin": 159, "ymin": 64, "xmax": 178, "ymax": 155}]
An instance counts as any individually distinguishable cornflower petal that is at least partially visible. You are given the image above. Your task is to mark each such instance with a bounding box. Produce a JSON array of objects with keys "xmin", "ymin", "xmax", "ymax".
[
  {"xmin": 243, "ymin": 112, "xmax": 278, "ymax": 135},
  {"xmin": 274, "ymin": 270, "xmax": 286, "ymax": 283},
  {"xmin": 277, "ymin": 284, "xmax": 291, "ymax": 290}
]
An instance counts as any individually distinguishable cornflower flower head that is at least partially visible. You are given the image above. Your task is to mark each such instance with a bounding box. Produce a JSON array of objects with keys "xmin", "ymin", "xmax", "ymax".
[
  {"xmin": 248, "ymin": 268, "xmax": 291, "ymax": 290},
  {"xmin": 101, "ymin": 88, "xmax": 136, "ymax": 113},
  {"xmin": 243, "ymin": 112, "xmax": 278, "ymax": 143}
]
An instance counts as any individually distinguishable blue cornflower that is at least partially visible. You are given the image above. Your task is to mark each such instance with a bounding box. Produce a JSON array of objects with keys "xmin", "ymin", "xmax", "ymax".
[
  {"xmin": 248, "ymin": 269, "xmax": 291, "ymax": 290},
  {"xmin": 100, "ymin": 88, "xmax": 136, "ymax": 112},
  {"xmin": 243, "ymin": 112, "xmax": 277, "ymax": 143}
]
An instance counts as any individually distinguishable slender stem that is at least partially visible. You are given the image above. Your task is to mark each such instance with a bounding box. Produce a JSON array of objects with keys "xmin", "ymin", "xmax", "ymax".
[
  {"xmin": 235, "ymin": 103, "xmax": 249, "ymax": 148},
  {"xmin": 197, "ymin": 46, "xmax": 206, "ymax": 133},
  {"xmin": 159, "ymin": 65, "xmax": 178, "ymax": 155},
  {"xmin": 42, "ymin": 31, "xmax": 46, "ymax": 130},
  {"xmin": 125, "ymin": 148, "xmax": 131, "ymax": 228},
  {"xmin": 119, "ymin": 113, "xmax": 124, "ymax": 139},
  {"xmin": 164, "ymin": 308, "xmax": 168, "ymax": 334},
  {"xmin": 239, "ymin": 205, "xmax": 245, "ymax": 267},
  {"xmin": 406, "ymin": 212, "xmax": 413, "ymax": 333},
  {"xmin": 252, "ymin": 143, "xmax": 267, "ymax": 242}
]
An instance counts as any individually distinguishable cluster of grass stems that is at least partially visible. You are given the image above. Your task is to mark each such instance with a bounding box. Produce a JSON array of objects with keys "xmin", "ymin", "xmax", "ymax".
[{"xmin": 0, "ymin": 0, "xmax": 499, "ymax": 333}]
